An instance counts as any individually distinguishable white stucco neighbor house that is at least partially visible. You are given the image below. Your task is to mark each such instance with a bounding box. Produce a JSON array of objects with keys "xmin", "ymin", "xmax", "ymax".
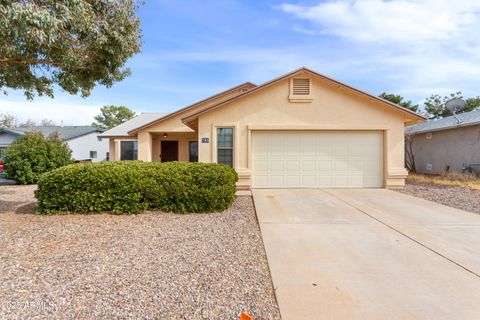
[{"xmin": 0, "ymin": 126, "xmax": 108, "ymax": 162}]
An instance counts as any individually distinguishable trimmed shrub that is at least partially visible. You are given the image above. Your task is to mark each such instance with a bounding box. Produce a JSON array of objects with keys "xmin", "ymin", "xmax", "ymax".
[
  {"xmin": 4, "ymin": 131, "xmax": 73, "ymax": 184},
  {"xmin": 35, "ymin": 161, "xmax": 238, "ymax": 214}
]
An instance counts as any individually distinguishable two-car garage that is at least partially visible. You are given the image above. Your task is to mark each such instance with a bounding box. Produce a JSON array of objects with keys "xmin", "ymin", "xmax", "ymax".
[{"xmin": 252, "ymin": 131, "xmax": 384, "ymax": 188}]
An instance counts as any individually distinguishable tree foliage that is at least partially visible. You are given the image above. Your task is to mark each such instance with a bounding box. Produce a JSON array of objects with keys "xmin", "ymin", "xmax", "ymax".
[
  {"xmin": 423, "ymin": 92, "xmax": 480, "ymax": 119},
  {"xmin": 92, "ymin": 105, "xmax": 135, "ymax": 129},
  {"xmin": 4, "ymin": 131, "xmax": 73, "ymax": 184},
  {"xmin": 465, "ymin": 97, "xmax": 480, "ymax": 113},
  {"xmin": 424, "ymin": 92, "xmax": 463, "ymax": 119},
  {"xmin": 0, "ymin": 0, "xmax": 142, "ymax": 99},
  {"xmin": 19, "ymin": 119, "xmax": 36, "ymax": 128},
  {"xmin": 379, "ymin": 92, "xmax": 419, "ymax": 112},
  {"xmin": 40, "ymin": 118, "xmax": 55, "ymax": 126},
  {"xmin": 0, "ymin": 113, "xmax": 16, "ymax": 127},
  {"xmin": 379, "ymin": 91, "xmax": 480, "ymax": 119}
]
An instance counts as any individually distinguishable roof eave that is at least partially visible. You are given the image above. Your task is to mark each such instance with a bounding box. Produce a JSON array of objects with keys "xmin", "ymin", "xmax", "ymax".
[
  {"xmin": 0, "ymin": 128, "xmax": 24, "ymax": 136},
  {"xmin": 181, "ymin": 67, "xmax": 427, "ymax": 123},
  {"xmin": 127, "ymin": 82, "xmax": 257, "ymax": 135},
  {"xmin": 406, "ymin": 120, "xmax": 480, "ymax": 135}
]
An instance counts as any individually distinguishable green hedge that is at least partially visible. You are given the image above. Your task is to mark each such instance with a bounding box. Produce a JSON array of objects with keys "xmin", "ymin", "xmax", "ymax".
[{"xmin": 35, "ymin": 161, "xmax": 238, "ymax": 214}]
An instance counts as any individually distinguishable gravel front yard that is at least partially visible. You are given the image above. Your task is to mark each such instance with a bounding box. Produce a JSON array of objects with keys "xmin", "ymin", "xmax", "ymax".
[
  {"xmin": 0, "ymin": 185, "xmax": 280, "ymax": 319},
  {"xmin": 398, "ymin": 181, "xmax": 480, "ymax": 214}
]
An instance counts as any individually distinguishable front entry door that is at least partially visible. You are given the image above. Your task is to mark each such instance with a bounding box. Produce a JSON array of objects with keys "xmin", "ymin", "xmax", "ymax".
[{"xmin": 160, "ymin": 141, "xmax": 178, "ymax": 162}]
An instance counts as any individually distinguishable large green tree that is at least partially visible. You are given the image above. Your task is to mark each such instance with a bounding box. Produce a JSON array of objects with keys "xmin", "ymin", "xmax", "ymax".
[
  {"xmin": 0, "ymin": 0, "xmax": 142, "ymax": 99},
  {"xmin": 92, "ymin": 105, "xmax": 135, "ymax": 129},
  {"xmin": 378, "ymin": 92, "xmax": 419, "ymax": 112}
]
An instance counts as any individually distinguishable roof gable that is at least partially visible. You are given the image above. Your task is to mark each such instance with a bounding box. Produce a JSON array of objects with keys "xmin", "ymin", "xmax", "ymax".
[
  {"xmin": 99, "ymin": 113, "xmax": 169, "ymax": 138},
  {"xmin": 182, "ymin": 67, "xmax": 426, "ymax": 125},
  {"xmin": 127, "ymin": 82, "xmax": 256, "ymax": 134}
]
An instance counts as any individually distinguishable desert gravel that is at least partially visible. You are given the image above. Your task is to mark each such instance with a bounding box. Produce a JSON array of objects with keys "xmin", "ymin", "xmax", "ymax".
[
  {"xmin": 0, "ymin": 185, "xmax": 280, "ymax": 320},
  {"xmin": 398, "ymin": 181, "xmax": 480, "ymax": 214}
]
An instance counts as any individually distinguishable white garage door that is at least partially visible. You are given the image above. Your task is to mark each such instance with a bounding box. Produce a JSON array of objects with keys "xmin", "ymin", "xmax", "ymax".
[{"xmin": 252, "ymin": 131, "xmax": 383, "ymax": 188}]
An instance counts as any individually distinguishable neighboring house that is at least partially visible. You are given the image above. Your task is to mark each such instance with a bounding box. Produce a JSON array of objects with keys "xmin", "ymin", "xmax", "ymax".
[
  {"xmin": 0, "ymin": 126, "xmax": 108, "ymax": 162},
  {"xmin": 100, "ymin": 67, "xmax": 425, "ymax": 189},
  {"xmin": 405, "ymin": 109, "xmax": 480, "ymax": 174}
]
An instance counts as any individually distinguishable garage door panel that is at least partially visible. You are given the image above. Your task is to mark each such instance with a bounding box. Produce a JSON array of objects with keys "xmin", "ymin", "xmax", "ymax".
[
  {"xmin": 286, "ymin": 160, "xmax": 300, "ymax": 171},
  {"xmin": 302, "ymin": 160, "xmax": 316, "ymax": 171},
  {"xmin": 252, "ymin": 131, "xmax": 383, "ymax": 188},
  {"xmin": 302, "ymin": 175, "xmax": 317, "ymax": 186},
  {"xmin": 318, "ymin": 160, "xmax": 333, "ymax": 171},
  {"xmin": 270, "ymin": 160, "xmax": 285, "ymax": 172},
  {"xmin": 286, "ymin": 175, "xmax": 301, "ymax": 187},
  {"xmin": 334, "ymin": 175, "xmax": 349, "ymax": 187},
  {"xmin": 318, "ymin": 175, "xmax": 334, "ymax": 187},
  {"xmin": 253, "ymin": 175, "xmax": 269, "ymax": 188},
  {"xmin": 270, "ymin": 176, "xmax": 285, "ymax": 187}
]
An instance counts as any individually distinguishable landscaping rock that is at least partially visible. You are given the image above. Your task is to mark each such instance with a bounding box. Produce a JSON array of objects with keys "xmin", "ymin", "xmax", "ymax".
[
  {"xmin": 0, "ymin": 185, "xmax": 280, "ymax": 319},
  {"xmin": 398, "ymin": 182, "xmax": 480, "ymax": 214}
]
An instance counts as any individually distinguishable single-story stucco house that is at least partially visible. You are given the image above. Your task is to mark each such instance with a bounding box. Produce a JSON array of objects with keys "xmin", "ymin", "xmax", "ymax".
[
  {"xmin": 0, "ymin": 126, "xmax": 109, "ymax": 162},
  {"xmin": 405, "ymin": 109, "xmax": 480, "ymax": 174},
  {"xmin": 99, "ymin": 67, "xmax": 425, "ymax": 189}
]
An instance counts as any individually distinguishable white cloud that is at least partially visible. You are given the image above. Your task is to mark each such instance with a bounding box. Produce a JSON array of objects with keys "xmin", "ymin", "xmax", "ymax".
[
  {"xmin": 279, "ymin": 0, "xmax": 480, "ymax": 42},
  {"xmin": 0, "ymin": 99, "xmax": 103, "ymax": 126},
  {"xmin": 279, "ymin": 0, "xmax": 480, "ymax": 103},
  {"xmin": 292, "ymin": 25, "xmax": 317, "ymax": 36}
]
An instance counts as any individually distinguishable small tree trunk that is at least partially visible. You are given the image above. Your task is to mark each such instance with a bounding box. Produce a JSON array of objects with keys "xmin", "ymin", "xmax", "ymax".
[{"xmin": 405, "ymin": 133, "xmax": 416, "ymax": 173}]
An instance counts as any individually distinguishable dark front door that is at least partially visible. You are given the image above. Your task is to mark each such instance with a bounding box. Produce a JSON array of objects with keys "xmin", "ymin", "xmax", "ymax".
[{"xmin": 161, "ymin": 141, "xmax": 178, "ymax": 162}]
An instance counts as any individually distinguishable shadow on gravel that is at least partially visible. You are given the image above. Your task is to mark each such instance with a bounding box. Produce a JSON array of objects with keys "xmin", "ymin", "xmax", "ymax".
[
  {"xmin": 15, "ymin": 202, "xmax": 37, "ymax": 214},
  {"xmin": 0, "ymin": 200, "xmax": 28, "ymax": 213}
]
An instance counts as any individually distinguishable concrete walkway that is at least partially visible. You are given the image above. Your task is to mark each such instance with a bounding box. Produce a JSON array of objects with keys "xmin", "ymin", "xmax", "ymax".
[{"xmin": 253, "ymin": 189, "xmax": 480, "ymax": 320}]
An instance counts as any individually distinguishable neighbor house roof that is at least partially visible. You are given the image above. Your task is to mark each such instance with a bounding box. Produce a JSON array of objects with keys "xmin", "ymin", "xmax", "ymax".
[
  {"xmin": 405, "ymin": 109, "xmax": 480, "ymax": 135},
  {"xmin": 182, "ymin": 67, "xmax": 427, "ymax": 125},
  {"xmin": 127, "ymin": 82, "xmax": 256, "ymax": 135},
  {"xmin": 99, "ymin": 113, "xmax": 169, "ymax": 138},
  {"xmin": 0, "ymin": 126, "xmax": 104, "ymax": 141}
]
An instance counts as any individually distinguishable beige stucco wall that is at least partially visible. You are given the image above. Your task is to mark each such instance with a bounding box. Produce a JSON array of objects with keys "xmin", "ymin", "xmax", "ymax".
[
  {"xmin": 410, "ymin": 124, "xmax": 480, "ymax": 174},
  {"xmin": 151, "ymin": 133, "xmax": 197, "ymax": 162},
  {"xmin": 136, "ymin": 84, "xmax": 252, "ymax": 161},
  {"xmin": 196, "ymin": 75, "xmax": 409, "ymax": 188},
  {"xmin": 107, "ymin": 137, "xmax": 137, "ymax": 161}
]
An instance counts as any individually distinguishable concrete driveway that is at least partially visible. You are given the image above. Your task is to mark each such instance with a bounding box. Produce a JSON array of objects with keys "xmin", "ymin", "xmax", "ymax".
[{"xmin": 253, "ymin": 189, "xmax": 480, "ymax": 320}]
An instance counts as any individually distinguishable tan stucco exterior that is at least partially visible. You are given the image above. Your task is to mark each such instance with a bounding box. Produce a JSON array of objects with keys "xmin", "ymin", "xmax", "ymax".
[
  {"xmin": 195, "ymin": 74, "xmax": 412, "ymax": 188},
  {"xmin": 103, "ymin": 68, "xmax": 425, "ymax": 189}
]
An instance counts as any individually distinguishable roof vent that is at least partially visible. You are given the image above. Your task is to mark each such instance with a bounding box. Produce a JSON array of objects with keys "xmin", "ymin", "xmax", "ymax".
[
  {"xmin": 292, "ymin": 78, "xmax": 310, "ymax": 95},
  {"xmin": 289, "ymin": 78, "xmax": 313, "ymax": 102}
]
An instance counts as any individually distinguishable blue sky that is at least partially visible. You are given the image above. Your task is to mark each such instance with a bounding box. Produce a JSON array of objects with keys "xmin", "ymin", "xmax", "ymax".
[{"xmin": 2, "ymin": 0, "xmax": 480, "ymax": 124}]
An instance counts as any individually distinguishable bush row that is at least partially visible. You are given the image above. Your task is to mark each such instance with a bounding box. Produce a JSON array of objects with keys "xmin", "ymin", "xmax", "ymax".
[{"xmin": 35, "ymin": 161, "xmax": 238, "ymax": 214}]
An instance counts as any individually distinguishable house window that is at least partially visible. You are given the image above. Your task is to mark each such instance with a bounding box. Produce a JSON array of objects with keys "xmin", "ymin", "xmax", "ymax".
[
  {"xmin": 106, "ymin": 152, "xmax": 109, "ymax": 161},
  {"xmin": 217, "ymin": 128, "xmax": 233, "ymax": 167},
  {"xmin": 426, "ymin": 132, "xmax": 432, "ymax": 140},
  {"xmin": 121, "ymin": 141, "xmax": 138, "ymax": 160},
  {"xmin": 90, "ymin": 151, "xmax": 97, "ymax": 159},
  {"xmin": 189, "ymin": 141, "xmax": 198, "ymax": 162}
]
